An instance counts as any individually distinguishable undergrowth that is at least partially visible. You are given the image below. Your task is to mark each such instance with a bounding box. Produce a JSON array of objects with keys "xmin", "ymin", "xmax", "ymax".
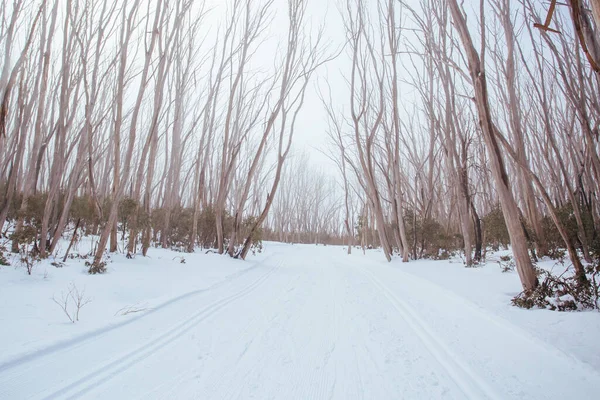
[{"xmin": 512, "ymin": 263, "xmax": 600, "ymax": 311}]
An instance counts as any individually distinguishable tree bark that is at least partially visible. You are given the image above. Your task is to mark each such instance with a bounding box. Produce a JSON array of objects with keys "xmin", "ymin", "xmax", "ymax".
[{"xmin": 448, "ymin": 0, "xmax": 538, "ymax": 292}]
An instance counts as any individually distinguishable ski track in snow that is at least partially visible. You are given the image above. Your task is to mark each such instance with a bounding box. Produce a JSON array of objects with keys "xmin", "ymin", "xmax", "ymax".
[
  {"xmin": 1, "ymin": 244, "xmax": 599, "ymax": 399},
  {"xmin": 0, "ymin": 256, "xmax": 281, "ymax": 400},
  {"xmin": 354, "ymin": 264, "xmax": 502, "ymax": 400},
  {"xmin": 373, "ymin": 263, "xmax": 600, "ymax": 399},
  {"xmin": 0, "ymin": 252, "xmax": 278, "ymax": 375},
  {"xmin": 392, "ymin": 264, "xmax": 600, "ymax": 372}
]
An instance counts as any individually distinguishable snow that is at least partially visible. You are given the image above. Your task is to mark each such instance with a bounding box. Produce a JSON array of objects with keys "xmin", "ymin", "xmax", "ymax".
[{"xmin": 1, "ymin": 242, "xmax": 599, "ymax": 399}]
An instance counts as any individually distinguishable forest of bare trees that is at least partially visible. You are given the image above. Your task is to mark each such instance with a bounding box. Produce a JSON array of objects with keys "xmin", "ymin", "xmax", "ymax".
[
  {"xmin": 0, "ymin": 0, "xmax": 333, "ymax": 271},
  {"xmin": 316, "ymin": 0, "xmax": 600, "ymax": 297},
  {"xmin": 1, "ymin": 0, "xmax": 600, "ymax": 302}
]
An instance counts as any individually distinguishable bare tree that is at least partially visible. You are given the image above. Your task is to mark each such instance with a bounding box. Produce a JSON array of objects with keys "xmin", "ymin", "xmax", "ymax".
[
  {"xmin": 448, "ymin": 0, "xmax": 538, "ymax": 292},
  {"xmin": 237, "ymin": 0, "xmax": 335, "ymax": 259},
  {"xmin": 91, "ymin": 0, "xmax": 161, "ymax": 272}
]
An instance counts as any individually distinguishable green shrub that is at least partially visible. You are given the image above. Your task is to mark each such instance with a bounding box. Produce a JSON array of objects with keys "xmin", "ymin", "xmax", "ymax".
[
  {"xmin": 401, "ymin": 209, "xmax": 460, "ymax": 259},
  {"xmin": 482, "ymin": 205, "xmax": 509, "ymax": 251},
  {"xmin": 240, "ymin": 215, "xmax": 263, "ymax": 253}
]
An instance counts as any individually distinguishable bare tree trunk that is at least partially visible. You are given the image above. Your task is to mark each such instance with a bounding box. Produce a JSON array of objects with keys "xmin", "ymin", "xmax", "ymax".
[
  {"xmin": 495, "ymin": 0, "xmax": 547, "ymax": 257},
  {"xmin": 343, "ymin": 0, "xmax": 393, "ymax": 261},
  {"xmin": 448, "ymin": 0, "xmax": 538, "ymax": 292},
  {"xmin": 0, "ymin": 72, "xmax": 28, "ymax": 238},
  {"xmin": 92, "ymin": 0, "xmax": 160, "ymax": 271},
  {"xmin": 11, "ymin": 2, "xmax": 58, "ymax": 252},
  {"xmin": 40, "ymin": 1, "xmax": 77, "ymax": 257},
  {"xmin": 385, "ymin": 0, "xmax": 410, "ymax": 262},
  {"xmin": 62, "ymin": 218, "xmax": 80, "ymax": 262},
  {"xmin": 239, "ymin": 0, "xmax": 331, "ymax": 259}
]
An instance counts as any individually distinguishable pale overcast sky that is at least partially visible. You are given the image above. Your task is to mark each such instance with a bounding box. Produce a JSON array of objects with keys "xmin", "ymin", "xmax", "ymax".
[{"xmin": 201, "ymin": 0, "xmax": 350, "ymax": 174}]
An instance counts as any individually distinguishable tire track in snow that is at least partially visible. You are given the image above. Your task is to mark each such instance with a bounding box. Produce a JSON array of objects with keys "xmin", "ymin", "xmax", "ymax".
[
  {"xmin": 0, "ymin": 253, "xmax": 279, "ymax": 376},
  {"xmin": 355, "ymin": 265, "xmax": 503, "ymax": 400},
  {"xmin": 0, "ymin": 262, "xmax": 279, "ymax": 400}
]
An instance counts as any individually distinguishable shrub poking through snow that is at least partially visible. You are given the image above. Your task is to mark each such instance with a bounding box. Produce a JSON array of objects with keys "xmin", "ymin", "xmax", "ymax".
[
  {"xmin": 512, "ymin": 265, "xmax": 600, "ymax": 311},
  {"xmin": 86, "ymin": 260, "xmax": 107, "ymax": 274},
  {"xmin": 18, "ymin": 246, "xmax": 40, "ymax": 275},
  {"xmin": 498, "ymin": 255, "xmax": 515, "ymax": 273},
  {"xmin": 52, "ymin": 283, "xmax": 92, "ymax": 323},
  {"xmin": 86, "ymin": 252, "xmax": 110, "ymax": 274},
  {"xmin": 0, "ymin": 248, "xmax": 9, "ymax": 266}
]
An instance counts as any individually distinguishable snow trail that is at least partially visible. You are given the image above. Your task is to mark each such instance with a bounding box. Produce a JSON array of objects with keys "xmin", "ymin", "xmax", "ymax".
[
  {"xmin": 0, "ymin": 253, "xmax": 277, "ymax": 375},
  {"xmin": 355, "ymin": 265, "xmax": 502, "ymax": 400},
  {"xmin": 0, "ymin": 259, "xmax": 280, "ymax": 399},
  {"xmin": 1, "ymin": 244, "xmax": 599, "ymax": 399},
  {"xmin": 354, "ymin": 254, "xmax": 600, "ymax": 399}
]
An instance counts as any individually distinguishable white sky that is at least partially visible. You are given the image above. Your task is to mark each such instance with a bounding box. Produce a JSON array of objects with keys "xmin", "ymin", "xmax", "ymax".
[{"xmin": 201, "ymin": 0, "xmax": 349, "ymax": 174}]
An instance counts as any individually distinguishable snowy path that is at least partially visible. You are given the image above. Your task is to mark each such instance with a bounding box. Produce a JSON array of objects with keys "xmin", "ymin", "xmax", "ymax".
[{"xmin": 1, "ymin": 245, "xmax": 599, "ymax": 399}]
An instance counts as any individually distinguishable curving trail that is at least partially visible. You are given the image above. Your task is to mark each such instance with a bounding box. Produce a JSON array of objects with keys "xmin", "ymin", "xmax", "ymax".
[{"xmin": 1, "ymin": 244, "xmax": 599, "ymax": 399}]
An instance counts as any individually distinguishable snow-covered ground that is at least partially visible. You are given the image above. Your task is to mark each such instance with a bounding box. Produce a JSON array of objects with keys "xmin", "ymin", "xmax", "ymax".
[{"xmin": 1, "ymin": 242, "xmax": 599, "ymax": 399}]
